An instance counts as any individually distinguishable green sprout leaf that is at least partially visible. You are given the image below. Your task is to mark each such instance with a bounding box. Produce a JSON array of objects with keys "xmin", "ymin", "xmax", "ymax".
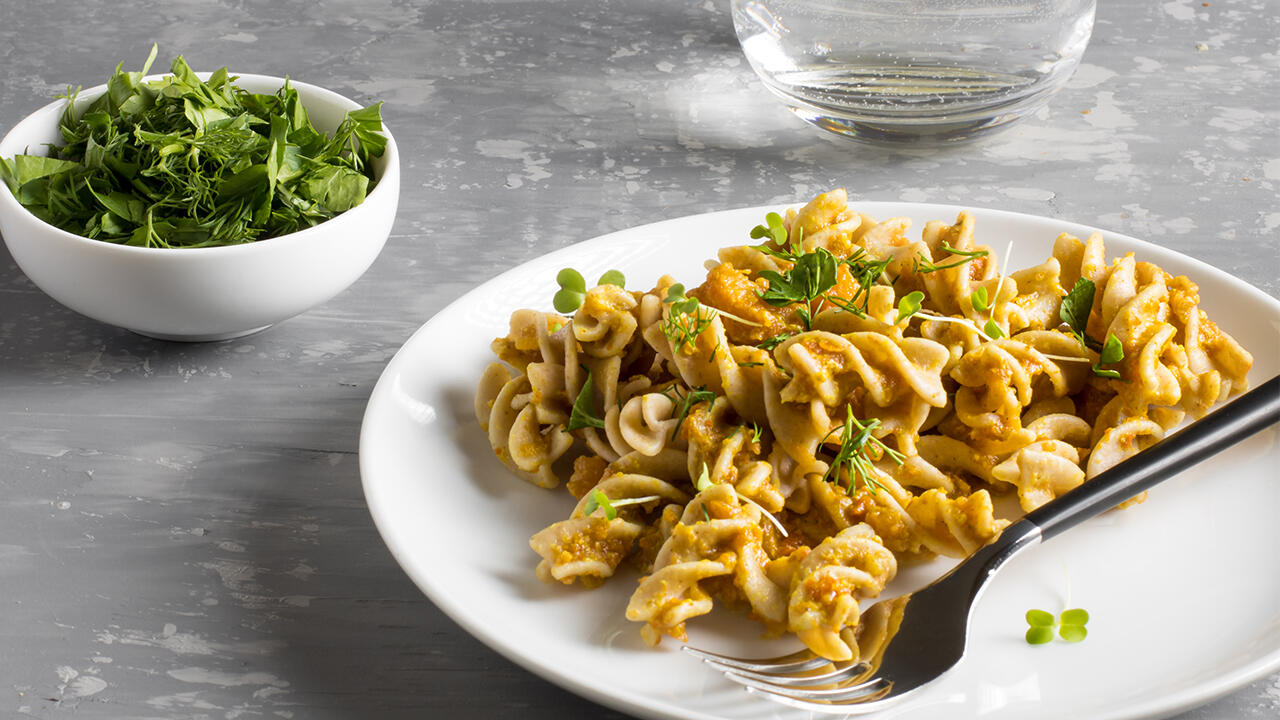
[
  {"xmin": 984, "ymin": 318, "xmax": 1005, "ymax": 340},
  {"xmin": 695, "ymin": 463, "xmax": 712, "ymax": 492},
  {"xmin": 567, "ymin": 369, "xmax": 606, "ymax": 431},
  {"xmin": 1060, "ymin": 608, "xmax": 1089, "ymax": 626},
  {"xmin": 1026, "ymin": 609, "xmax": 1056, "ymax": 627},
  {"xmin": 758, "ymin": 333, "xmax": 792, "ymax": 351},
  {"xmin": 554, "ymin": 268, "xmax": 588, "ymax": 313},
  {"xmin": 1092, "ymin": 332, "xmax": 1125, "ymax": 379},
  {"xmin": 1025, "ymin": 626, "xmax": 1055, "ymax": 645},
  {"xmin": 971, "ymin": 286, "xmax": 989, "ymax": 313},
  {"xmin": 1025, "ymin": 606, "xmax": 1090, "ymax": 645},
  {"xmin": 1060, "ymin": 278, "xmax": 1095, "ymax": 337},
  {"xmin": 583, "ymin": 489, "xmax": 617, "ymax": 520},
  {"xmin": 895, "ymin": 290, "xmax": 924, "ymax": 324},
  {"xmin": 1059, "ymin": 624, "xmax": 1088, "ymax": 643},
  {"xmin": 749, "ymin": 211, "xmax": 791, "ymax": 249},
  {"xmin": 597, "ymin": 269, "xmax": 625, "ymax": 288}
]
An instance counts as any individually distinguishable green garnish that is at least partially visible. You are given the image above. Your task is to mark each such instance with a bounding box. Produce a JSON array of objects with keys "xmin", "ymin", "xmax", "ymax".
[
  {"xmin": 749, "ymin": 421, "xmax": 763, "ymax": 444},
  {"xmin": 983, "ymin": 318, "xmax": 1005, "ymax": 340},
  {"xmin": 1093, "ymin": 333, "xmax": 1125, "ymax": 379},
  {"xmin": 583, "ymin": 489, "xmax": 663, "ymax": 520},
  {"xmin": 913, "ymin": 244, "xmax": 989, "ymax": 273},
  {"xmin": 554, "ymin": 268, "xmax": 588, "ymax": 313},
  {"xmin": 583, "ymin": 489, "xmax": 616, "ymax": 519},
  {"xmin": 695, "ymin": 463, "xmax": 712, "ymax": 492},
  {"xmin": 749, "ymin": 211, "xmax": 792, "ymax": 249},
  {"xmin": 660, "ymin": 283, "xmax": 713, "ymax": 354},
  {"xmin": 826, "ymin": 250, "xmax": 893, "ymax": 319},
  {"xmin": 757, "ymin": 333, "xmax": 792, "ymax": 351},
  {"xmin": 1025, "ymin": 607, "xmax": 1089, "ymax": 645},
  {"xmin": 553, "ymin": 268, "xmax": 625, "ymax": 313},
  {"xmin": 971, "ymin": 286, "xmax": 990, "ymax": 313},
  {"xmin": 597, "ymin": 269, "xmax": 626, "ymax": 288},
  {"xmin": 0, "ymin": 46, "xmax": 384, "ymax": 248},
  {"xmin": 567, "ymin": 368, "xmax": 606, "ymax": 430},
  {"xmin": 659, "ymin": 384, "xmax": 716, "ymax": 440},
  {"xmin": 1059, "ymin": 278, "xmax": 1126, "ymax": 378},
  {"xmin": 1060, "ymin": 278, "xmax": 1097, "ymax": 350},
  {"xmin": 821, "ymin": 405, "xmax": 904, "ymax": 496},
  {"xmin": 895, "ymin": 291, "xmax": 924, "ymax": 324},
  {"xmin": 757, "ymin": 247, "xmax": 840, "ymax": 329}
]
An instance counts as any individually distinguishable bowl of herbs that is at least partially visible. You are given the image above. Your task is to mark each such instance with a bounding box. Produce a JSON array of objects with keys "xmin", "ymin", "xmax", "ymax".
[{"xmin": 0, "ymin": 47, "xmax": 399, "ymax": 341}]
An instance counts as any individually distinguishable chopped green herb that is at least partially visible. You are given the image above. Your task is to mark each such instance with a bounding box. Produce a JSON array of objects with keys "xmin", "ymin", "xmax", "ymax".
[
  {"xmin": 567, "ymin": 369, "xmax": 606, "ymax": 430},
  {"xmin": 0, "ymin": 46, "xmax": 384, "ymax": 248}
]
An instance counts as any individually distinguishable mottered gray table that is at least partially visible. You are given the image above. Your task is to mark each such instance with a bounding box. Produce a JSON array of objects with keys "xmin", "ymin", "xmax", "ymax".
[{"xmin": 1, "ymin": 1, "xmax": 1276, "ymax": 718}]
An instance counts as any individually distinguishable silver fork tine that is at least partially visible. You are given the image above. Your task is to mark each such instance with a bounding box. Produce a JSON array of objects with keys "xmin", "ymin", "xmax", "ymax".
[
  {"xmin": 717, "ymin": 661, "xmax": 872, "ymax": 687},
  {"xmin": 724, "ymin": 671, "xmax": 887, "ymax": 701},
  {"xmin": 743, "ymin": 682, "xmax": 892, "ymax": 716},
  {"xmin": 681, "ymin": 645, "xmax": 830, "ymax": 674}
]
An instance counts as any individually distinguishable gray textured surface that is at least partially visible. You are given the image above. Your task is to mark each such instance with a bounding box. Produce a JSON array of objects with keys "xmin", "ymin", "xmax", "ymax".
[{"xmin": 1, "ymin": 1, "xmax": 1277, "ymax": 718}]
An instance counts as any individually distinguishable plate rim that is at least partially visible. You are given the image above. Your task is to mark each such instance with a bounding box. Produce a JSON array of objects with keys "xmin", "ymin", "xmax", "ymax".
[{"xmin": 359, "ymin": 200, "xmax": 1280, "ymax": 720}]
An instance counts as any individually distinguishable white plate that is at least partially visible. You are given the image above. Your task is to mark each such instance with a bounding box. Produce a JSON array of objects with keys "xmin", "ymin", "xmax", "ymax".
[{"xmin": 359, "ymin": 203, "xmax": 1280, "ymax": 720}]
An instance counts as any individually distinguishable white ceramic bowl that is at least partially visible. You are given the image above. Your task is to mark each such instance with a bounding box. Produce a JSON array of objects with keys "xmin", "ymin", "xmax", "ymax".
[{"xmin": 0, "ymin": 73, "xmax": 399, "ymax": 341}]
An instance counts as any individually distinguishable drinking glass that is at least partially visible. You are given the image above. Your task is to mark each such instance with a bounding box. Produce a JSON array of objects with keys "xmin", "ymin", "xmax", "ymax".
[{"xmin": 731, "ymin": 0, "xmax": 1096, "ymax": 144}]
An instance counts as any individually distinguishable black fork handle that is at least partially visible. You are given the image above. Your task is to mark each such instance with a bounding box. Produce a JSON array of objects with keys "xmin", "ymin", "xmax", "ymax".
[{"xmin": 1021, "ymin": 374, "xmax": 1280, "ymax": 542}]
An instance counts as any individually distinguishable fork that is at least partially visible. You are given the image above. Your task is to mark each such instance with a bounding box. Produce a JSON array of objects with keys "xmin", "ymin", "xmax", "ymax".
[{"xmin": 685, "ymin": 374, "xmax": 1280, "ymax": 714}]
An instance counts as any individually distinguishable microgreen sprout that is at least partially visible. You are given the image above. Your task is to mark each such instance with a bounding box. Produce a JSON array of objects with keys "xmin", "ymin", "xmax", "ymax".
[
  {"xmin": 821, "ymin": 405, "xmax": 904, "ymax": 496},
  {"xmin": 895, "ymin": 290, "xmax": 925, "ymax": 324},
  {"xmin": 1025, "ymin": 607, "xmax": 1090, "ymax": 645},
  {"xmin": 749, "ymin": 211, "xmax": 794, "ymax": 251},
  {"xmin": 583, "ymin": 489, "xmax": 662, "ymax": 520},
  {"xmin": 695, "ymin": 462, "xmax": 712, "ymax": 492},
  {"xmin": 983, "ymin": 318, "xmax": 1006, "ymax": 340},
  {"xmin": 567, "ymin": 368, "xmax": 605, "ymax": 431},
  {"xmin": 749, "ymin": 421, "xmax": 763, "ymax": 444},
  {"xmin": 970, "ymin": 286, "xmax": 989, "ymax": 313},
  {"xmin": 553, "ymin": 267, "xmax": 626, "ymax": 313}
]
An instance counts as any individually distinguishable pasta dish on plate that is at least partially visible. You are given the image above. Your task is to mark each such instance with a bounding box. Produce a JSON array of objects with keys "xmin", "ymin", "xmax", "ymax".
[{"xmin": 473, "ymin": 188, "xmax": 1252, "ymax": 662}]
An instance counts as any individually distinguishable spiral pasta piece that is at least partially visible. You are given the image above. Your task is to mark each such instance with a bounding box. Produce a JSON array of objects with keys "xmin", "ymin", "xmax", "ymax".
[
  {"xmin": 530, "ymin": 473, "xmax": 688, "ymax": 587},
  {"xmin": 788, "ymin": 523, "xmax": 897, "ymax": 661}
]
